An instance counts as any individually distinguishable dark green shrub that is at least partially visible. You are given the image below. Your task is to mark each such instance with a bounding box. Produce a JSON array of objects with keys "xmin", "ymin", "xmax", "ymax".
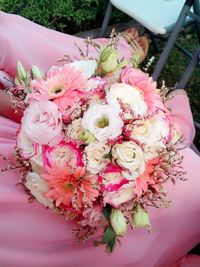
[{"xmin": 0, "ymin": 0, "xmax": 128, "ymax": 33}]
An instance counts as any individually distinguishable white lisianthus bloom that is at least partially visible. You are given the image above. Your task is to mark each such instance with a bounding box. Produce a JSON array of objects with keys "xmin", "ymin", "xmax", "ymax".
[
  {"xmin": 107, "ymin": 83, "xmax": 148, "ymax": 118},
  {"xmin": 112, "ymin": 141, "xmax": 145, "ymax": 174},
  {"xmin": 69, "ymin": 60, "xmax": 97, "ymax": 79},
  {"xmin": 82, "ymin": 104, "xmax": 123, "ymax": 141},
  {"xmin": 25, "ymin": 172, "xmax": 53, "ymax": 209},
  {"xmin": 85, "ymin": 142, "xmax": 111, "ymax": 174}
]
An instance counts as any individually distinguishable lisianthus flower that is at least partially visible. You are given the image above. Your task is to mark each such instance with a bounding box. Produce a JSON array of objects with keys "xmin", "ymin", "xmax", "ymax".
[
  {"xmin": 30, "ymin": 64, "xmax": 88, "ymax": 100},
  {"xmin": 43, "ymin": 141, "xmax": 83, "ymax": 169},
  {"xmin": 120, "ymin": 67, "xmax": 164, "ymax": 113},
  {"xmin": 69, "ymin": 60, "xmax": 97, "ymax": 79},
  {"xmin": 21, "ymin": 100, "xmax": 63, "ymax": 146},
  {"xmin": 107, "ymin": 83, "xmax": 148, "ymax": 119},
  {"xmin": 82, "ymin": 103, "xmax": 123, "ymax": 141},
  {"xmin": 42, "ymin": 164, "xmax": 99, "ymax": 210}
]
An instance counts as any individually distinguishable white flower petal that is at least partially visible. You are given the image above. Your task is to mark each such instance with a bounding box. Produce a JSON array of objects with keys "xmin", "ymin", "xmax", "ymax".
[
  {"xmin": 69, "ymin": 60, "xmax": 97, "ymax": 79},
  {"xmin": 25, "ymin": 172, "xmax": 53, "ymax": 209}
]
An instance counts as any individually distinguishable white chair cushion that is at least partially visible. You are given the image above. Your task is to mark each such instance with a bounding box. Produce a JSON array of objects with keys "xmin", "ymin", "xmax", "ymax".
[{"xmin": 111, "ymin": 0, "xmax": 194, "ymax": 34}]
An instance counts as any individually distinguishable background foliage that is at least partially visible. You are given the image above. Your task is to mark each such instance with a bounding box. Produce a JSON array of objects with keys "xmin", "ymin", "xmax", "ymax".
[{"xmin": 0, "ymin": 0, "xmax": 128, "ymax": 33}]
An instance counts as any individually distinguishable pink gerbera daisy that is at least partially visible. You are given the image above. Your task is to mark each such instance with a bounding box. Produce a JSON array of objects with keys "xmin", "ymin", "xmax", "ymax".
[
  {"xmin": 30, "ymin": 64, "xmax": 88, "ymax": 100},
  {"xmin": 42, "ymin": 164, "xmax": 99, "ymax": 211}
]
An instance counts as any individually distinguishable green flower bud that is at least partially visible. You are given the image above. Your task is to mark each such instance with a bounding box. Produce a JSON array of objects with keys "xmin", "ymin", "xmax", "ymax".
[
  {"xmin": 32, "ymin": 65, "xmax": 44, "ymax": 79},
  {"xmin": 132, "ymin": 205, "xmax": 151, "ymax": 229},
  {"xmin": 99, "ymin": 46, "xmax": 120, "ymax": 75},
  {"xmin": 17, "ymin": 61, "xmax": 27, "ymax": 81},
  {"xmin": 81, "ymin": 130, "xmax": 96, "ymax": 144},
  {"xmin": 110, "ymin": 209, "xmax": 127, "ymax": 236}
]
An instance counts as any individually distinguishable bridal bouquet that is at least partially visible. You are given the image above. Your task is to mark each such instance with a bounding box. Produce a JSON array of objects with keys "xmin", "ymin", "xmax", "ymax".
[{"xmin": 10, "ymin": 38, "xmax": 184, "ymax": 252}]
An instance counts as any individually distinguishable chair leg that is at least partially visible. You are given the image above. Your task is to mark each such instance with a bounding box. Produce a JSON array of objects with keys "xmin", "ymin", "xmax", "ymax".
[
  {"xmin": 193, "ymin": 0, "xmax": 200, "ymax": 42},
  {"xmin": 152, "ymin": 1, "xmax": 194, "ymax": 81},
  {"xmin": 149, "ymin": 33, "xmax": 162, "ymax": 52},
  {"xmin": 175, "ymin": 46, "xmax": 200, "ymax": 89},
  {"xmin": 99, "ymin": 1, "xmax": 112, "ymax": 37}
]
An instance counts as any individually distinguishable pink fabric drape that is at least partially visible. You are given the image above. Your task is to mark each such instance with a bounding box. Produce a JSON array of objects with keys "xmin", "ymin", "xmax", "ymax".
[{"xmin": 0, "ymin": 11, "xmax": 199, "ymax": 267}]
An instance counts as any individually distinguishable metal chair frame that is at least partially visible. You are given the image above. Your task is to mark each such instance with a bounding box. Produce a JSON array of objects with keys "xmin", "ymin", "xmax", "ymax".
[
  {"xmin": 100, "ymin": 0, "xmax": 200, "ymax": 131},
  {"xmin": 100, "ymin": 0, "xmax": 200, "ymax": 89}
]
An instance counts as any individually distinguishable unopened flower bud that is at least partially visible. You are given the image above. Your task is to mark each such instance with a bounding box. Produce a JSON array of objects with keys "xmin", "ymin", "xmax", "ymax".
[
  {"xmin": 32, "ymin": 65, "xmax": 44, "ymax": 79},
  {"xmin": 132, "ymin": 205, "xmax": 151, "ymax": 229},
  {"xmin": 17, "ymin": 61, "xmax": 27, "ymax": 81},
  {"xmin": 99, "ymin": 46, "xmax": 121, "ymax": 75},
  {"xmin": 110, "ymin": 209, "xmax": 127, "ymax": 236}
]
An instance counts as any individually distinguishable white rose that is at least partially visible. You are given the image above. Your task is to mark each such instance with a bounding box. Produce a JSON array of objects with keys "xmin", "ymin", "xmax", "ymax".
[
  {"xmin": 107, "ymin": 83, "xmax": 148, "ymax": 118},
  {"xmin": 112, "ymin": 141, "xmax": 145, "ymax": 175},
  {"xmin": 82, "ymin": 104, "xmax": 123, "ymax": 141},
  {"xmin": 85, "ymin": 142, "xmax": 110, "ymax": 174},
  {"xmin": 25, "ymin": 172, "xmax": 53, "ymax": 209},
  {"xmin": 130, "ymin": 114, "xmax": 170, "ymax": 148}
]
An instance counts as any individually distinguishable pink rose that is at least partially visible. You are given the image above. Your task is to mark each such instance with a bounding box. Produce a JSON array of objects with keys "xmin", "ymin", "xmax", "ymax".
[
  {"xmin": 43, "ymin": 141, "xmax": 83, "ymax": 169},
  {"xmin": 22, "ymin": 100, "xmax": 63, "ymax": 145},
  {"xmin": 101, "ymin": 164, "xmax": 135, "ymax": 208}
]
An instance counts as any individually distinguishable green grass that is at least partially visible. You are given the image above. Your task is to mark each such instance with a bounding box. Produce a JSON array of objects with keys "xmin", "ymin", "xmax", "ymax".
[{"xmin": 146, "ymin": 25, "xmax": 200, "ymax": 149}]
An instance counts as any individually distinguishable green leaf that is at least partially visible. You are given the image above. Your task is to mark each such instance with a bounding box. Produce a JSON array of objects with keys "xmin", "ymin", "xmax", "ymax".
[
  {"xmin": 103, "ymin": 205, "xmax": 112, "ymax": 221},
  {"xmin": 93, "ymin": 226, "xmax": 117, "ymax": 254},
  {"xmin": 102, "ymin": 226, "xmax": 116, "ymax": 243},
  {"xmin": 102, "ymin": 226, "xmax": 117, "ymax": 253}
]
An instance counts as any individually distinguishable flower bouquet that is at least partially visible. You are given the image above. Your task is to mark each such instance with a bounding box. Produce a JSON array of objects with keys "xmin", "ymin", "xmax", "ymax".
[{"xmin": 5, "ymin": 36, "xmax": 185, "ymax": 253}]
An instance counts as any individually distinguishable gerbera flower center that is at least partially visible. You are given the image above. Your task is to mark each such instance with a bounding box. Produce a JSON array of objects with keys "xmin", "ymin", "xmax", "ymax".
[
  {"xmin": 51, "ymin": 85, "xmax": 65, "ymax": 94},
  {"xmin": 63, "ymin": 181, "xmax": 75, "ymax": 192},
  {"xmin": 96, "ymin": 116, "xmax": 109, "ymax": 128}
]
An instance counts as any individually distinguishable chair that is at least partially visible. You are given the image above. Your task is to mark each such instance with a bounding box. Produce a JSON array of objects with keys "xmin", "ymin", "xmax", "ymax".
[
  {"xmin": 100, "ymin": 0, "xmax": 200, "ymax": 86},
  {"xmin": 100, "ymin": 0, "xmax": 195, "ymax": 37},
  {"xmin": 100, "ymin": 0, "xmax": 200, "ymax": 132}
]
